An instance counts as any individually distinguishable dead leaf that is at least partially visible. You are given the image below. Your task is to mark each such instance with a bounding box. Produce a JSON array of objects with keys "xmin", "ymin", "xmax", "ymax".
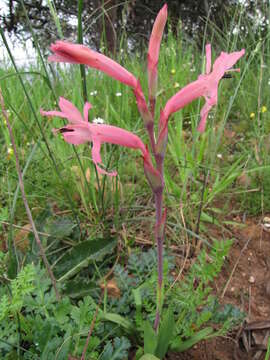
[{"xmin": 100, "ymin": 278, "xmax": 121, "ymax": 298}]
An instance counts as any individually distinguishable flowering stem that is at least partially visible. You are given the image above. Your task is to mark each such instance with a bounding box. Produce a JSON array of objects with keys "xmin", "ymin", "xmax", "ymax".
[
  {"xmin": 150, "ymin": 98, "xmax": 156, "ymax": 119},
  {"xmin": 154, "ymin": 176, "xmax": 164, "ymax": 331}
]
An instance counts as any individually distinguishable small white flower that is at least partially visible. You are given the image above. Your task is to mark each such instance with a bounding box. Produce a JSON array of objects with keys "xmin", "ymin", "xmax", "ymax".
[
  {"xmin": 90, "ymin": 90, "xmax": 98, "ymax": 96},
  {"xmin": 93, "ymin": 117, "xmax": 104, "ymax": 124},
  {"xmin": 115, "ymin": 92, "xmax": 122, "ymax": 97},
  {"xmin": 232, "ymin": 26, "xmax": 239, "ymax": 35},
  {"xmin": 217, "ymin": 153, "xmax": 222, "ymax": 159}
]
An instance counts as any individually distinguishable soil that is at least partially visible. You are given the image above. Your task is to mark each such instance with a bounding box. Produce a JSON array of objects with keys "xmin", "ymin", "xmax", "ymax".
[{"xmin": 167, "ymin": 217, "xmax": 270, "ymax": 360}]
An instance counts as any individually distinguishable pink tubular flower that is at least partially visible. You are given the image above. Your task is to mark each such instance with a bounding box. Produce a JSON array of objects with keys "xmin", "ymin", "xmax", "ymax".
[
  {"xmin": 148, "ymin": 4, "xmax": 167, "ymax": 100},
  {"xmin": 49, "ymin": 41, "xmax": 138, "ymax": 89},
  {"xmin": 159, "ymin": 44, "xmax": 245, "ymax": 135},
  {"xmin": 40, "ymin": 97, "xmax": 158, "ymax": 177},
  {"xmin": 49, "ymin": 41, "xmax": 152, "ymax": 126}
]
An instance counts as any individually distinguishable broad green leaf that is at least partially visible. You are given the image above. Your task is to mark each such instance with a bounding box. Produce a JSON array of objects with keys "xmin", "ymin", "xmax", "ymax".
[
  {"xmin": 170, "ymin": 327, "xmax": 213, "ymax": 352},
  {"xmin": 144, "ymin": 321, "xmax": 157, "ymax": 354},
  {"xmin": 101, "ymin": 313, "xmax": 135, "ymax": 335},
  {"xmin": 155, "ymin": 308, "xmax": 175, "ymax": 359},
  {"xmin": 47, "ymin": 217, "xmax": 75, "ymax": 238},
  {"xmin": 55, "ymin": 237, "xmax": 117, "ymax": 281},
  {"xmin": 64, "ymin": 279, "xmax": 99, "ymax": 298}
]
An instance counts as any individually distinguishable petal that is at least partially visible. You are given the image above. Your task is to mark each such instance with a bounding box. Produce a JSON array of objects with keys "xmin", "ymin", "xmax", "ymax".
[
  {"xmin": 57, "ymin": 124, "xmax": 92, "ymax": 144},
  {"xmin": 48, "ymin": 54, "xmax": 77, "ymax": 64},
  {"xmin": 197, "ymin": 102, "xmax": 213, "ymax": 133},
  {"xmin": 90, "ymin": 124, "xmax": 147, "ymax": 156},
  {"xmin": 50, "ymin": 41, "xmax": 138, "ymax": 88},
  {"xmin": 162, "ymin": 78, "xmax": 207, "ymax": 121},
  {"xmin": 40, "ymin": 109, "xmax": 67, "ymax": 119},
  {"xmin": 148, "ymin": 4, "xmax": 167, "ymax": 97},
  {"xmin": 212, "ymin": 49, "xmax": 245, "ymax": 80},
  {"xmin": 83, "ymin": 102, "xmax": 92, "ymax": 122},
  {"xmin": 91, "ymin": 138, "xmax": 102, "ymax": 164},
  {"xmin": 59, "ymin": 97, "xmax": 84, "ymax": 124},
  {"xmin": 91, "ymin": 138, "xmax": 117, "ymax": 176}
]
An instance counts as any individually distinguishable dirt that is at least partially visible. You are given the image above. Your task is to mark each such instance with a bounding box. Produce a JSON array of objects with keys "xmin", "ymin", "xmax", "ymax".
[{"xmin": 168, "ymin": 217, "xmax": 270, "ymax": 360}]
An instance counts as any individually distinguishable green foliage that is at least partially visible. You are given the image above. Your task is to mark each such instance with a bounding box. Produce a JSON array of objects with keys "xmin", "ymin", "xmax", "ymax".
[
  {"xmin": 108, "ymin": 245, "xmax": 243, "ymax": 357},
  {"xmin": 100, "ymin": 337, "xmax": 131, "ymax": 360},
  {"xmin": 0, "ymin": 264, "xmax": 35, "ymax": 321},
  {"xmin": 0, "ymin": 261, "xmax": 104, "ymax": 359}
]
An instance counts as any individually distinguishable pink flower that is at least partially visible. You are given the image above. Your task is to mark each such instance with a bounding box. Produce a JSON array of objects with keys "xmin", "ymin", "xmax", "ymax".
[
  {"xmin": 40, "ymin": 97, "xmax": 158, "ymax": 178},
  {"xmin": 148, "ymin": 4, "xmax": 167, "ymax": 100},
  {"xmin": 49, "ymin": 41, "xmax": 152, "ymax": 125},
  {"xmin": 49, "ymin": 41, "xmax": 138, "ymax": 89},
  {"xmin": 160, "ymin": 44, "xmax": 245, "ymax": 135}
]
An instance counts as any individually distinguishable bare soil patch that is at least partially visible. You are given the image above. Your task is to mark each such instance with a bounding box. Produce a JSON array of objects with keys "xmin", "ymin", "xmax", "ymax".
[{"xmin": 167, "ymin": 217, "xmax": 270, "ymax": 360}]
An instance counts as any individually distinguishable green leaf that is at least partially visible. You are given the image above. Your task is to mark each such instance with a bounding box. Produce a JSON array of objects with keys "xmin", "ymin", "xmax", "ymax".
[
  {"xmin": 170, "ymin": 327, "xmax": 213, "ymax": 352},
  {"xmin": 47, "ymin": 217, "xmax": 75, "ymax": 238},
  {"xmin": 64, "ymin": 279, "xmax": 99, "ymax": 298},
  {"xmin": 100, "ymin": 337, "xmax": 131, "ymax": 360},
  {"xmin": 101, "ymin": 313, "xmax": 135, "ymax": 335},
  {"xmin": 55, "ymin": 237, "xmax": 117, "ymax": 281},
  {"xmin": 144, "ymin": 321, "xmax": 157, "ymax": 354},
  {"xmin": 139, "ymin": 355, "xmax": 160, "ymax": 360},
  {"xmin": 155, "ymin": 308, "xmax": 175, "ymax": 359}
]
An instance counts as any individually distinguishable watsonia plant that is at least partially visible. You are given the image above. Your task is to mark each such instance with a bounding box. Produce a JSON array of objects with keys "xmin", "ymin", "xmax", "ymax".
[{"xmin": 40, "ymin": 1, "xmax": 245, "ymax": 345}]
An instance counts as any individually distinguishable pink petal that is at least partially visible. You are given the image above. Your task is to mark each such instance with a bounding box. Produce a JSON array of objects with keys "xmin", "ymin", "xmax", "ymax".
[
  {"xmin": 162, "ymin": 79, "xmax": 206, "ymax": 121},
  {"xmin": 40, "ymin": 109, "xmax": 67, "ymax": 119},
  {"xmin": 197, "ymin": 102, "xmax": 213, "ymax": 133},
  {"xmin": 91, "ymin": 138, "xmax": 102, "ymax": 164},
  {"xmin": 59, "ymin": 97, "xmax": 84, "ymax": 124},
  {"xmin": 48, "ymin": 54, "xmax": 77, "ymax": 64},
  {"xmin": 91, "ymin": 138, "xmax": 117, "ymax": 176},
  {"xmin": 57, "ymin": 124, "xmax": 92, "ymax": 145},
  {"xmin": 83, "ymin": 102, "xmax": 92, "ymax": 122},
  {"xmin": 90, "ymin": 124, "xmax": 147, "ymax": 156},
  {"xmin": 212, "ymin": 49, "xmax": 245, "ymax": 80},
  {"xmin": 50, "ymin": 41, "xmax": 138, "ymax": 89},
  {"xmin": 148, "ymin": 4, "xmax": 167, "ymax": 98}
]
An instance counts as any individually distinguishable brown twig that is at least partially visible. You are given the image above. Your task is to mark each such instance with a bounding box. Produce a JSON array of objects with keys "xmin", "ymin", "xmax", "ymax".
[
  {"xmin": 80, "ymin": 293, "xmax": 103, "ymax": 360},
  {"xmin": 0, "ymin": 89, "xmax": 60, "ymax": 301}
]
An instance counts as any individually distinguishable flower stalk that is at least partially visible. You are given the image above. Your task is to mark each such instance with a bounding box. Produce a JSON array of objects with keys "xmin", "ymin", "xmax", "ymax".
[{"xmin": 45, "ymin": 2, "xmax": 245, "ymax": 333}]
